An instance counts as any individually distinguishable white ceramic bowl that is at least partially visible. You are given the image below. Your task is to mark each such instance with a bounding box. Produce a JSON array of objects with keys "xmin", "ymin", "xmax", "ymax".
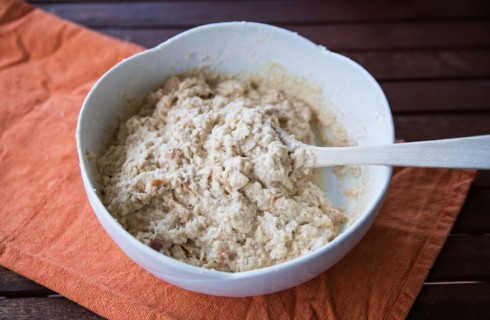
[{"xmin": 76, "ymin": 22, "xmax": 394, "ymax": 297}]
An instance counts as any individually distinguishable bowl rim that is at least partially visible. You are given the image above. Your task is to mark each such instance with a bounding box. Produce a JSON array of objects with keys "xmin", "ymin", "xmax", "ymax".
[{"xmin": 76, "ymin": 21, "xmax": 395, "ymax": 280}]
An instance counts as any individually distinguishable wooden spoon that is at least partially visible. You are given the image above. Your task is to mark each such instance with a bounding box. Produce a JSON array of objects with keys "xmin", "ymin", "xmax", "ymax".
[{"xmin": 304, "ymin": 135, "xmax": 490, "ymax": 169}]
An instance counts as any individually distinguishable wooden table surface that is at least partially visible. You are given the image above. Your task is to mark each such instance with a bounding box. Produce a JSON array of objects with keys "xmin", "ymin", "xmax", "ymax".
[{"xmin": 1, "ymin": 0, "xmax": 490, "ymax": 318}]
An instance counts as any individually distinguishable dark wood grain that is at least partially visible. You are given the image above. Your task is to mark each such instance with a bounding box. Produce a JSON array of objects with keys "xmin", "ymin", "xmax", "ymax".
[
  {"xmin": 0, "ymin": 297, "xmax": 104, "ymax": 320},
  {"xmin": 3, "ymin": 283, "xmax": 488, "ymax": 320},
  {"xmin": 96, "ymin": 28, "xmax": 179, "ymax": 48},
  {"xmin": 0, "ymin": 267, "xmax": 54, "ymax": 298},
  {"xmin": 427, "ymin": 235, "xmax": 490, "ymax": 281},
  {"xmin": 452, "ymin": 187, "xmax": 490, "ymax": 234},
  {"xmin": 407, "ymin": 282, "xmax": 490, "ymax": 319},
  {"xmin": 97, "ymin": 27, "xmax": 490, "ymax": 81},
  {"xmin": 8, "ymin": 1, "xmax": 490, "ymax": 319},
  {"xmin": 96, "ymin": 20, "xmax": 490, "ymax": 50},
  {"xmin": 474, "ymin": 171, "xmax": 490, "ymax": 187},
  {"xmin": 344, "ymin": 49, "xmax": 490, "ymax": 81},
  {"xmin": 32, "ymin": 0, "xmax": 490, "ymax": 26},
  {"xmin": 394, "ymin": 113, "xmax": 490, "ymax": 141},
  {"xmin": 293, "ymin": 22, "xmax": 490, "ymax": 51},
  {"xmin": 383, "ymin": 80, "xmax": 490, "ymax": 113}
]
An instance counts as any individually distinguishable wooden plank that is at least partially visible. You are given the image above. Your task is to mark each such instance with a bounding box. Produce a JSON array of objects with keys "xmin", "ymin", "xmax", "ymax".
[
  {"xmin": 2, "ymin": 285, "xmax": 487, "ymax": 320},
  {"xmin": 344, "ymin": 49, "xmax": 490, "ymax": 81},
  {"xmin": 451, "ymin": 188, "xmax": 490, "ymax": 234},
  {"xmin": 407, "ymin": 282, "xmax": 490, "ymax": 319},
  {"xmin": 75, "ymin": 26, "xmax": 490, "ymax": 83},
  {"xmin": 95, "ymin": 21, "xmax": 490, "ymax": 50},
  {"xmin": 98, "ymin": 28, "xmax": 179, "ymax": 48},
  {"xmin": 31, "ymin": 0, "xmax": 295, "ymax": 1},
  {"xmin": 393, "ymin": 112, "xmax": 490, "ymax": 141},
  {"xmin": 383, "ymin": 80, "xmax": 490, "ymax": 113},
  {"xmin": 474, "ymin": 171, "xmax": 490, "ymax": 187},
  {"xmin": 0, "ymin": 282, "xmax": 488, "ymax": 320},
  {"xmin": 32, "ymin": 0, "xmax": 490, "ymax": 26},
  {"xmin": 0, "ymin": 266, "xmax": 54, "ymax": 298},
  {"xmin": 427, "ymin": 235, "xmax": 490, "ymax": 281},
  {"xmin": 293, "ymin": 22, "xmax": 490, "ymax": 51},
  {"xmin": 0, "ymin": 297, "xmax": 103, "ymax": 320}
]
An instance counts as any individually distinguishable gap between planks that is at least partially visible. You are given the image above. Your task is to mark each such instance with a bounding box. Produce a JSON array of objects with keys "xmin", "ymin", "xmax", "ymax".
[
  {"xmin": 1, "ymin": 283, "xmax": 489, "ymax": 320},
  {"xmin": 29, "ymin": 0, "xmax": 490, "ymax": 26},
  {"xmin": 90, "ymin": 21, "xmax": 490, "ymax": 51}
]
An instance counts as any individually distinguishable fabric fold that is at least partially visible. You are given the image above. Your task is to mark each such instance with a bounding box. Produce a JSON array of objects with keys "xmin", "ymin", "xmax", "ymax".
[{"xmin": 0, "ymin": 1, "xmax": 476, "ymax": 319}]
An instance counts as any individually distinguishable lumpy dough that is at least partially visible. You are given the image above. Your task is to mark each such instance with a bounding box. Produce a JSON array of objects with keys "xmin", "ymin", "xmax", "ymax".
[{"xmin": 97, "ymin": 75, "xmax": 344, "ymax": 272}]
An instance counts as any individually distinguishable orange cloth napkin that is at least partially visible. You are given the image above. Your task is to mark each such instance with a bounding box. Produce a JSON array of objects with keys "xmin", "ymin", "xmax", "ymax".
[{"xmin": 0, "ymin": 1, "xmax": 476, "ymax": 319}]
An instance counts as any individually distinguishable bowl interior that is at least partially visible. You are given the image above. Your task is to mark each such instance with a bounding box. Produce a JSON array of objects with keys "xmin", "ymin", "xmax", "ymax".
[{"xmin": 77, "ymin": 22, "xmax": 394, "ymax": 285}]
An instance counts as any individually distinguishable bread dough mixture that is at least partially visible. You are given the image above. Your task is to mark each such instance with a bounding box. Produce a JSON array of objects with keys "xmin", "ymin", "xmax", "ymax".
[{"xmin": 97, "ymin": 75, "xmax": 344, "ymax": 272}]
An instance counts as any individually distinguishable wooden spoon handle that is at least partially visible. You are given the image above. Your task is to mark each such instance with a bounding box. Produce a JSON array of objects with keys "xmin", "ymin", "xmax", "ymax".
[{"xmin": 307, "ymin": 135, "xmax": 490, "ymax": 169}]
